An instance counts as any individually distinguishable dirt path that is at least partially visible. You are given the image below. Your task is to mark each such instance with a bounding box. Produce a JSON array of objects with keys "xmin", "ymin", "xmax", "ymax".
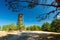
[{"xmin": 0, "ymin": 31, "xmax": 60, "ymax": 40}]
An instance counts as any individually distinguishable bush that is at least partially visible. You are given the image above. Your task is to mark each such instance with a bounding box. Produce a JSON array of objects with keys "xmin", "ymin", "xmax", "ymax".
[{"xmin": 2, "ymin": 23, "xmax": 17, "ymax": 31}]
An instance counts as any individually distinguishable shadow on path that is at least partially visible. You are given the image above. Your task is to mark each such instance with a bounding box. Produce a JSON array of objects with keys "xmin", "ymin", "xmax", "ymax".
[{"xmin": 0, "ymin": 33, "xmax": 60, "ymax": 40}]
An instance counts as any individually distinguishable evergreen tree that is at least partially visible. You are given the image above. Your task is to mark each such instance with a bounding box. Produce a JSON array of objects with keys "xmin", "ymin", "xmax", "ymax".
[
  {"xmin": 9, "ymin": 23, "xmax": 17, "ymax": 31},
  {"xmin": 51, "ymin": 19, "xmax": 60, "ymax": 32},
  {"xmin": 2, "ymin": 25, "xmax": 9, "ymax": 31},
  {"xmin": 2, "ymin": 23, "xmax": 17, "ymax": 31},
  {"xmin": 26, "ymin": 26, "xmax": 31, "ymax": 30},
  {"xmin": 0, "ymin": 26, "xmax": 1, "ymax": 31},
  {"xmin": 41, "ymin": 22, "xmax": 51, "ymax": 31},
  {"xmin": 26, "ymin": 25, "xmax": 41, "ymax": 31}
]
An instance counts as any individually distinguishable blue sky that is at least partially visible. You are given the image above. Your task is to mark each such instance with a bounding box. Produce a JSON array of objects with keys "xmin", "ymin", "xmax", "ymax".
[{"xmin": 0, "ymin": 0, "xmax": 56, "ymax": 26}]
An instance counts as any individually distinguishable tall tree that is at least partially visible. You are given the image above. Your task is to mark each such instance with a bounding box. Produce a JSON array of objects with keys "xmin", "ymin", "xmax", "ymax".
[
  {"xmin": 41, "ymin": 22, "xmax": 51, "ymax": 31},
  {"xmin": 51, "ymin": 19, "xmax": 60, "ymax": 32}
]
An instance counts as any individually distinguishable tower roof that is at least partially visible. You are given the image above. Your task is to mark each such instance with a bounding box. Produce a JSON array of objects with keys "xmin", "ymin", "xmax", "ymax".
[
  {"xmin": 18, "ymin": 14, "xmax": 23, "ymax": 17},
  {"xmin": 19, "ymin": 14, "xmax": 23, "ymax": 15}
]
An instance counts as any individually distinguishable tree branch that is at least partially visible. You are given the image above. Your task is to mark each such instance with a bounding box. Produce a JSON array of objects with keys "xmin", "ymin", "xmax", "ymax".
[{"xmin": 5, "ymin": 0, "xmax": 60, "ymax": 7}]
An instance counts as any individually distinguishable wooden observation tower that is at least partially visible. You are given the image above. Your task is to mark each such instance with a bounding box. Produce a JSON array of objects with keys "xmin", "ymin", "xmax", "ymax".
[{"xmin": 17, "ymin": 14, "xmax": 24, "ymax": 31}]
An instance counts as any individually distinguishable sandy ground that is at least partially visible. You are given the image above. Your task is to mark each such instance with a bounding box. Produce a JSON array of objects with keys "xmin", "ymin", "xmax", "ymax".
[
  {"xmin": 0, "ymin": 31, "xmax": 60, "ymax": 40},
  {"xmin": 22, "ymin": 31, "xmax": 60, "ymax": 34},
  {"xmin": 0, "ymin": 31, "xmax": 20, "ymax": 37},
  {"xmin": 0, "ymin": 31, "xmax": 60, "ymax": 37}
]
